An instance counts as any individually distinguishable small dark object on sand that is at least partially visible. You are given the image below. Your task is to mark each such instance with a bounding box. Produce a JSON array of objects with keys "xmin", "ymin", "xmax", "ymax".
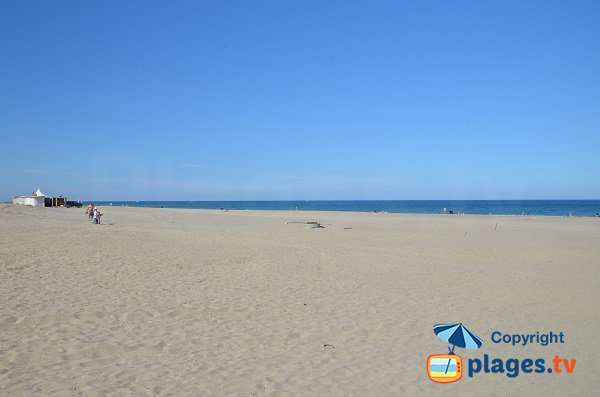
[
  {"xmin": 344, "ymin": 227, "xmax": 352, "ymax": 229},
  {"xmin": 323, "ymin": 344, "xmax": 335, "ymax": 349},
  {"xmin": 285, "ymin": 221, "xmax": 326, "ymax": 228}
]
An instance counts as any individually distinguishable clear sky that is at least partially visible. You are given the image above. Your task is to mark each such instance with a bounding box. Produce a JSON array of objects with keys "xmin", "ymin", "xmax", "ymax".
[{"xmin": 1, "ymin": 1, "xmax": 598, "ymax": 200}]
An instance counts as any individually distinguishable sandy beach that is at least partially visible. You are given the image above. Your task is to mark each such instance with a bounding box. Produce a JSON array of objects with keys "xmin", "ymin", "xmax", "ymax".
[{"xmin": 1, "ymin": 204, "xmax": 599, "ymax": 396}]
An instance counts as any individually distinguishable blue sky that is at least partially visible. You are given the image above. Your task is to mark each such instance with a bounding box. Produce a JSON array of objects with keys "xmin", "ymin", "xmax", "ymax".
[{"xmin": 1, "ymin": 1, "xmax": 598, "ymax": 200}]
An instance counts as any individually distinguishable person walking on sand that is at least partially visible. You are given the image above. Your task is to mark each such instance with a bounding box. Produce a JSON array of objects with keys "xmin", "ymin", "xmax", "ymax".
[
  {"xmin": 92, "ymin": 207, "xmax": 102, "ymax": 224},
  {"xmin": 86, "ymin": 203, "xmax": 94, "ymax": 221}
]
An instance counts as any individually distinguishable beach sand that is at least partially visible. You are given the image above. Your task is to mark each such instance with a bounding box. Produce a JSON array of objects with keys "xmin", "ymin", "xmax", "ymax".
[{"xmin": 1, "ymin": 204, "xmax": 599, "ymax": 396}]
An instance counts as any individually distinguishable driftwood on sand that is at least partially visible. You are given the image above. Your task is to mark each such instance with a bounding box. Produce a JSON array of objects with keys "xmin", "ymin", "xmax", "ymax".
[{"xmin": 286, "ymin": 221, "xmax": 325, "ymax": 228}]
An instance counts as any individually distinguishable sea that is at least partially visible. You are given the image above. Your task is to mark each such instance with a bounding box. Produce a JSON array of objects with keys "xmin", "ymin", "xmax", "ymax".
[{"xmin": 91, "ymin": 200, "xmax": 600, "ymax": 217}]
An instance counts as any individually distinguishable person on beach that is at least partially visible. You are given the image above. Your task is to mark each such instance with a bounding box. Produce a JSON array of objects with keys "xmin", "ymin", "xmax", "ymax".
[
  {"xmin": 92, "ymin": 207, "xmax": 102, "ymax": 224},
  {"xmin": 86, "ymin": 203, "xmax": 94, "ymax": 221}
]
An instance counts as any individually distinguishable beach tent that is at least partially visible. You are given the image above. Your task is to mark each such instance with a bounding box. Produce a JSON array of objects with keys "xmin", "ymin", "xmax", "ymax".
[{"xmin": 12, "ymin": 187, "xmax": 47, "ymax": 207}]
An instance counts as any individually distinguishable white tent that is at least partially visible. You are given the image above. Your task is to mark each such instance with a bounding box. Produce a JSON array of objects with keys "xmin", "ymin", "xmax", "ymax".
[{"xmin": 13, "ymin": 187, "xmax": 47, "ymax": 207}]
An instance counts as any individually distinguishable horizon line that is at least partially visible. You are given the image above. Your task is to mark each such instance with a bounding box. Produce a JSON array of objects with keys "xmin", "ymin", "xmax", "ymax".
[{"xmin": 75, "ymin": 198, "xmax": 600, "ymax": 202}]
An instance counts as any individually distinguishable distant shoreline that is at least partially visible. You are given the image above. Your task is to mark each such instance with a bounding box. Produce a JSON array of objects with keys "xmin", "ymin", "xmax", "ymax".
[
  {"xmin": 92, "ymin": 206, "xmax": 600, "ymax": 219},
  {"xmin": 70, "ymin": 199, "xmax": 600, "ymax": 217}
]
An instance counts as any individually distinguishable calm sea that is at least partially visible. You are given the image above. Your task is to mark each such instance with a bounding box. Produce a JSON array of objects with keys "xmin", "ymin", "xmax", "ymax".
[{"xmin": 91, "ymin": 200, "xmax": 600, "ymax": 217}]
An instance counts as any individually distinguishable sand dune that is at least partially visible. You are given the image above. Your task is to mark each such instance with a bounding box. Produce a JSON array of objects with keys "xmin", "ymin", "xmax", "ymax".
[{"xmin": 1, "ymin": 204, "xmax": 599, "ymax": 396}]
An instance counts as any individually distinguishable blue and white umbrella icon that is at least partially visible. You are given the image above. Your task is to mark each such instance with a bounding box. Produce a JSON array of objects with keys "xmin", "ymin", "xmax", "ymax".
[
  {"xmin": 433, "ymin": 323, "xmax": 483, "ymax": 354},
  {"xmin": 433, "ymin": 323, "xmax": 482, "ymax": 375}
]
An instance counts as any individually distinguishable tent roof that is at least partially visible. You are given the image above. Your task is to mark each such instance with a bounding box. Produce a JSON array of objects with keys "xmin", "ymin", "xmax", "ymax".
[{"xmin": 34, "ymin": 188, "xmax": 46, "ymax": 197}]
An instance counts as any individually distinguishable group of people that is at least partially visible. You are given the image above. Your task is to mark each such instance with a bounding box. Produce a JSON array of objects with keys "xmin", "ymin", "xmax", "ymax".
[{"xmin": 85, "ymin": 203, "xmax": 103, "ymax": 224}]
